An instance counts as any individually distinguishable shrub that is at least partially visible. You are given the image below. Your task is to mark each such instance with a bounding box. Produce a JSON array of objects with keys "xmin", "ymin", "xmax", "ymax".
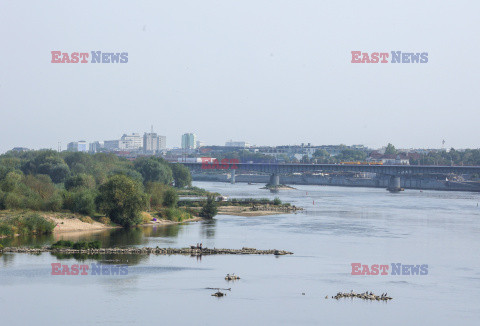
[
  {"xmin": 23, "ymin": 213, "xmax": 56, "ymax": 234},
  {"xmin": 80, "ymin": 216, "xmax": 94, "ymax": 224},
  {"xmin": 88, "ymin": 240, "xmax": 101, "ymax": 249},
  {"xmin": 99, "ymin": 216, "xmax": 111, "ymax": 225},
  {"xmin": 199, "ymin": 195, "xmax": 218, "ymax": 219},
  {"xmin": 273, "ymin": 197, "xmax": 282, "ymax": 205},
  {"xmin": 141, "ymin": 212, "xmax": 152, "ymax": 224},
  {"xmin": 72, "ymin": 241, "xmax": 89, "ymax": 250},
  {"xmin": 52, "ymin": 240, "xmax": 74, "ymax": 248},
  {"xmin": 0, "ymin": 223, "xmax": 14, "ymax": 236},
  {"xmin": 162, "ymin": 188, "xmax": 178, "ymax": 208}
]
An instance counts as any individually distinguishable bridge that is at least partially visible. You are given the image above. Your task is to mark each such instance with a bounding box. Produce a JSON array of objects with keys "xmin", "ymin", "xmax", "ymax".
[{"xmin": 179, "ymin": 162, "xmax": 480, "ymax": 192}]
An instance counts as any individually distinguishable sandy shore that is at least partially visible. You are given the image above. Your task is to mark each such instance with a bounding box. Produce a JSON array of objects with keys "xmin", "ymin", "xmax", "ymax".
[{"xmin": 44, "ymin": 214, "xmax": 118, "ymax": 233}]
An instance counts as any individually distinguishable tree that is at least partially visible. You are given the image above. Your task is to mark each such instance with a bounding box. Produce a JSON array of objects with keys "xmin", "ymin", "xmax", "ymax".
[
  {"xmin": 96, "ymin": 175, "xmax": 146, "ymax": 227},
  {"xmin": 170, "ymin": 164, "xmax": 192, "ymax": 188},
  {"xmin": 64, "ymin": 174, "xmax": 96, "ymax": 191},
  {"xmin": 200, "ymin": 195, "xmax": 218, "ymax": 219},
  {"xmin": 162, "ymin": 188, "xmax": 178, "ymax": 208},
  {"xmin": 385, "ymin": 143, "xmax": 397, "ymax": 155},
  {"xmin": 134, "ymin": 157, "xmax": 173, "ymax": 185}
]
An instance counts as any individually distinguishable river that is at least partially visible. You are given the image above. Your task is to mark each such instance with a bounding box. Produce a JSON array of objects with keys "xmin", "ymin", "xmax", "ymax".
[{"xmin": 1, "ymin": 181, "xmax": 479, "ymax": 325}]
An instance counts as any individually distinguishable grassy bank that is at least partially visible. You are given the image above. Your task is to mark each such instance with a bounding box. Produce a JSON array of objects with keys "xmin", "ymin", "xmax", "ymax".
[
  {"xmin": 0, "ymin": 211, "xmax": 56, "ymax": 237},
  {"xmin": 154, "ymin": 207, "xmax": 197, "ymax": 222}
]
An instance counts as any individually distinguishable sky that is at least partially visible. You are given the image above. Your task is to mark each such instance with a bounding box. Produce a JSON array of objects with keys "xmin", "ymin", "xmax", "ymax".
[{"xmin": 0, "ymin": 0, "xmax": 479, "ymax": 153}]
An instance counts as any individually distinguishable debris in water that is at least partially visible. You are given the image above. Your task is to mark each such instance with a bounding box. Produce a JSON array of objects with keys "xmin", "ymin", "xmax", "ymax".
[
  {"xmin": 332, "ymin": 291, "xmax": 392, "ymax": 301},
  {"xmin": 225, "ymin": 273, "xmax": 240, "ymax": 281}
]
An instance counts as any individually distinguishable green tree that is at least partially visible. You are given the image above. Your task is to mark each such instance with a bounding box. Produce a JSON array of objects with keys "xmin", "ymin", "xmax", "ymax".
[
  {"xmin": 200, "ymin": 195, "xmax": 218, "ymax": 219},
  {"xmin": 162, "ymin": 188, "xmax": 178, "ymax": 208},
  {"xmin": 96, "ymin": 175, "xmax": 146, "ymax": 227},
  {"xmin": 64, "ymin": 174, "xmax": 96, "ymax": 191},
  {"xmin": 170, "ymin": 164, "xmax": 192, "ymax": 188},
  {"xmin": 385, "ymin": 143, "xmax": 397, "ymax": 155},
  {"xmin": 134, "ymin": 157, "xmax": 173, "ymax": 185},
  {"xmin": 145, "ymin": 182, "xmax": 168, "ymax": 209}
]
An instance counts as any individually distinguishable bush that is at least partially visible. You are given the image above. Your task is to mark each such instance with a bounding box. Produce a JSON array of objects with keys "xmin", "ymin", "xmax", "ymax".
[
  {"xmin": 199, "ymin": 195, "xmax": 218, "ymax": 219},
  {"xmin": 99, "ymin": 216, "xmax": 111, "ymax": 225},
  {"xmin": 22, "ymin": 213, "xmax": 56, "ymax": 234},
  {"xmin": 72, "ymin": 241, "xmax": 88, "ymax": 250},
  {"xmin": 273, "ymin": 197, "xmax": 282, "ymax": 205},
  {"xmin": 162, "ymin": 207, "xmax": 192, "ymax": 222},
  {"xmin": 145, "ymin": 182, "xmax": 168, "ymax": 209},
  {"xmin": 52, "ymin": 240, "xmax": 100, "ymax": 249},
  {"xmin": 0, "ymin": 223, "xmax": 14, "ymax": 236},
  {"xmin": 80, "ymin": 216, "xmax": 94, "ymax": 224},
  {"xmin": 162, "ymin": 188, "xmax": 178, "ymax": 208},
  {"xmin": 88, "ymin": 240, "xmax": 101, "ymax": 249},
  {"xmin": 52, "ymin": 240, "xmax": 74, "ymax": 248}
]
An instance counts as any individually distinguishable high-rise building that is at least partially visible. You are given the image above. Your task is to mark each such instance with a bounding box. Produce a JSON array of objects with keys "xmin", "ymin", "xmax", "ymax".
[
  {"xmin": 120, "ymin": 133, "xmax": 142, "ymax": 150},
  {"xmin": 89, "ymin": 141, "xmax": 103, "ymax": 153},
  {"xmin": 104, "ymin": 140, "xmax": 121, "ymax": 151},
  {"xmin": 67, "ymin": 141, "xmax": 88, "ymax": 152},
  {"xmin": 181, "ymin": 133, "xmax": 197, "ymax": 149},
  {"xmin": 158, "ymin": 135, "xmax": 166, "ymax": 150},
  {"xmin": 144, "ymin": 131, "xmax": 167, "ymax": 153}
]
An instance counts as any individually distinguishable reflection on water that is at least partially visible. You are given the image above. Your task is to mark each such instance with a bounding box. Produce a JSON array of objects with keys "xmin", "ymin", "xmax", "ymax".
[
  {"xmin": 200, "ymin": 219, "xmax": 217, "ymax": 239},
  {"xmin": 1, "ymin": 182, "xmax": 480, "ymax": 326}
]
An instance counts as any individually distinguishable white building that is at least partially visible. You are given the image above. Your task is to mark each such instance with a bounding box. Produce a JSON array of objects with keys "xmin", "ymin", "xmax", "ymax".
[
  {"xmin": 67, "ymin": 141, "xmax": 88, "ymax": 152},
  {"xmin": 120, "ymin": 133, "xmax": 142, "ymax": 150},
  {"xmin": 225, "ymin": 140, "xmax": 250, "ymax": 148},
  {"xmin": 144, "ymin": 132, "xmax": 166, "ymax": 153}
]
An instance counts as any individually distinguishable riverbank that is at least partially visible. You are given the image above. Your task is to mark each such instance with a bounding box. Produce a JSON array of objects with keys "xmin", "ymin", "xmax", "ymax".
[
  {"xmin": 217, "ymin": 205, "xmax": 302, "ymax": 217},
  {"xmin": 0, "ymin": 246, "xmax": 293, "ymax": 256},
  {"xmin": 0, "ymin": 210, "xmax": 203, "ymax": 238}
]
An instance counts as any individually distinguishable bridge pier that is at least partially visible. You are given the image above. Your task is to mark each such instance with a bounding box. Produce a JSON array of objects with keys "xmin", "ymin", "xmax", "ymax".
[
  {"xmin": 230, "ymin": 169, "xmax": 236, "ymax": 184},
  {"xmin": 269, "ymin": 173, "xmax": 280, "ymax": 186},
  {"xmin": 387, "ymin": 176, "xmax": 403, "ymax": 193}
]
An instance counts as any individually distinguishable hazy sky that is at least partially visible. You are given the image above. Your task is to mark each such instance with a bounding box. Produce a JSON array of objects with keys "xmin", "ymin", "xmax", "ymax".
[{"xmin": 1, "ymin": 0, "xmax": 479, "ymax": 153}]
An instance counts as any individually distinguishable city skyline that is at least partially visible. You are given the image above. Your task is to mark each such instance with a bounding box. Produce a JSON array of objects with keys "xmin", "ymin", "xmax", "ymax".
[{"xmin": 1, "ymin": 2, "xmax": 480, "ymax": 153}]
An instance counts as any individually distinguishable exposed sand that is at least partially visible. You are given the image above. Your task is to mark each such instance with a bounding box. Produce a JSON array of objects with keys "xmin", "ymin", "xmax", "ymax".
[{"xmin": 45, "ymin": 214, "xmax": 117, "ymax": 233}]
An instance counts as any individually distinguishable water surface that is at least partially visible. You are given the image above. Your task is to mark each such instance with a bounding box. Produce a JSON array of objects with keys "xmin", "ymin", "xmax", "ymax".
[{"xmin": 1, "ymin": 182, "xmax": 479, "ymax": 325}]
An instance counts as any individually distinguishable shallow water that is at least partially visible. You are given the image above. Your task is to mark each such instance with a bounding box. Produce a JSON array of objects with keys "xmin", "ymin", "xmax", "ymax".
[{"xmin": 1, "ymin": 182, "xmax": 480, "ymax": 325}]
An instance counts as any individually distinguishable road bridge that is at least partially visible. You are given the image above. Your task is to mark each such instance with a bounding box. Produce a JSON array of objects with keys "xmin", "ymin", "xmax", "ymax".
[{"xmin": 179, "ymin": 162, "xmax": 480, "ymax": 192}]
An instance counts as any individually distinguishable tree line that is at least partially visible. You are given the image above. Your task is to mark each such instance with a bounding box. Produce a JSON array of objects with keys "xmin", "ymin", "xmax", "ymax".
[{"xmin": 0, "ymin": 150, "xmax": 196, "ymax": 227}]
